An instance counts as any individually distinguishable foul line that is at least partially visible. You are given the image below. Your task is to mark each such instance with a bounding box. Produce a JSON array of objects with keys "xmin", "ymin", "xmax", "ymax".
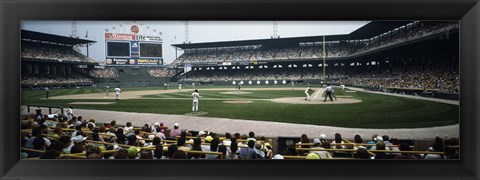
[{"xmin": 313, "ymin": 88, "xmax": 324, "ymax": 100}]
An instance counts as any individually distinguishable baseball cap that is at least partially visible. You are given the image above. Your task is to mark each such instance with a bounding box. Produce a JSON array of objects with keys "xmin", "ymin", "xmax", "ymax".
[
  {"xmin": 153, "ymin": 122, "xmax": 160, "ymax": 127},
  {"xmin": 198, "ymin": 131, "xmax": 206, "ymax": 136},
  {"xmin": 313, "ymin": 138, "xmax": 321, "ymax": 144},
  {"xmin": 320, "ymin": 134, "xmax": 326, "ymax": 139},
  {"xmin": 174, "ymin": 123, "xmax": 179, "ymax": 127},
  {"xmin": 273, "ymin": 154, "xmax": 284, "ymax": 159},
  {"xmin": 71, "ymin": 135, "xmax": 86, "ymax": 143},
  {"xmin": 375, "ymin": 136, "xmax": 383, "ymax": 142},
  {"xmin": 127, "ymin": 146, "xmax": 141, "ymax": 157},
  {"xmin": 306, "ymin": 153, "xmax": 320, "ymax": 159},
  {"xmin": 205, "ymin": 136, "xmax": 213, "ymax": 142}
]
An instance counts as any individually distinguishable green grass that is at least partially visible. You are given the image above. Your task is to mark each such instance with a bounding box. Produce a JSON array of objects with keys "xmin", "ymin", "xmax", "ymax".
[{"xmin": 22, "ymin": 87, "xmax": 459, "ymax": 129}]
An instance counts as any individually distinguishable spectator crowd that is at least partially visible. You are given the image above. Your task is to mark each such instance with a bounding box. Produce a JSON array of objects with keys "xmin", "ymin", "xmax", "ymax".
[
  {"xmin": 173, "ymin": 22, "xmax": 458, "ymax": 64},
  {"xmin": 22, "ymin": 75, "xmax": 93, "ymax": 85},
  {"xmin": 147, "ymin": 68, "xmax": 179, "ymax": 78},
  {"xmin": 21, "ymin": 108, "xmax": 459, "ymax": 160},
  {"xmin": 89, "ymin": 68, "xmax": 118, "ymax": 78},
  {"xmin": 22, "ymin": 42, "xmax": 95, "ymax": 63}
]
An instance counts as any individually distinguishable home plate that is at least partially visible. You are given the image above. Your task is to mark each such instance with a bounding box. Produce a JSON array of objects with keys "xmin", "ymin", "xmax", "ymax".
[{"xmin": 69, "ymin": 102, "xmax": 115, "ymax": 105}]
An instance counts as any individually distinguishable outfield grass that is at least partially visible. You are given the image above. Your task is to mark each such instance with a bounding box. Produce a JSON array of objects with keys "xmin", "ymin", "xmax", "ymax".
[{"xmin": 22, "ymin": 87, "xmax": 459, "ymax": 129}]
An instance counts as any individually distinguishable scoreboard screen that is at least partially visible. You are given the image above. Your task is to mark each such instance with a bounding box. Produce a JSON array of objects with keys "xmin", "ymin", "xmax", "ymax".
[
  {"xmin": 106, "ymin": 41, "xmax": 130, "ymax": 57},
  {"xmin": 140, "ymin": 43, "xmax": 163, "ymax": 58}
]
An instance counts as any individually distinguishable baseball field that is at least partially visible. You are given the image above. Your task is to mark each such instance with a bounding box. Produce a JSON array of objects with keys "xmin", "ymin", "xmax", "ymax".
[{"xmin": 21, "ymin": 85, "xmax": 459, "ymax": 129}]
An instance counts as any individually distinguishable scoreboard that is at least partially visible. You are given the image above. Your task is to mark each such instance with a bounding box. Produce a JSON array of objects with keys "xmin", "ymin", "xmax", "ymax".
[{"xmin": 105, "ymin": 33, "xmax": 163, "ymax": 66}]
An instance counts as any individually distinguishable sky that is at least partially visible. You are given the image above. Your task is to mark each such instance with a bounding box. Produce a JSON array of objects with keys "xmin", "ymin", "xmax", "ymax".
[{"xmin": 21, "ymin": 21, "xmax": 369, "ymax": 65}]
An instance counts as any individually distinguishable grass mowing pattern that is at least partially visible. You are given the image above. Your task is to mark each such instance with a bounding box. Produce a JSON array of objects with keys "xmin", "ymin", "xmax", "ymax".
[{"xmin": 22, "ymin": 87, "xmax": 459, "ymax": 129}]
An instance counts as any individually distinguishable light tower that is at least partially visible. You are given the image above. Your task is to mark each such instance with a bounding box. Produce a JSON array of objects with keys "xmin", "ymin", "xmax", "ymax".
[
  {"xmin": 273, "ymin": 21, "xmax": 279, "ymax": 38},
  {"xmin": 185, "ymin": 21, "xmax": 190, "ymax": 43},
  {"xmin": 71, "ymin": 21, "xmax": 78, "ymax": 38}
]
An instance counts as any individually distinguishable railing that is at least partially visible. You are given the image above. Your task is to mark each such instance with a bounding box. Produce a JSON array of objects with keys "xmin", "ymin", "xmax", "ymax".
[{"xmin": 26, "ymin": 105, "xmax": 64, "ymax": 114}]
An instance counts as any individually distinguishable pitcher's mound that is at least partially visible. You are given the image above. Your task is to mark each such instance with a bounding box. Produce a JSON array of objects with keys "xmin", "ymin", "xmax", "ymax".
[
  {"xmin": 220, "ymin": 91, "xmax": 252, "ymax": 95},
  {"xmin": 223, "ymin": 100, "xmax": 253, "ymax": 104},
  {"xmin": 271, "ymin": 97, "xmax": 361, "ymax": 104}
]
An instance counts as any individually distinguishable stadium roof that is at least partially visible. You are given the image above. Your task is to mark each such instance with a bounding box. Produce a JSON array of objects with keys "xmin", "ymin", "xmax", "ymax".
[
  {"xmin": 21, "ymin": 30, "xmax": 96, "ymax": 45},
  {"xmin": 348, "ymin": 21, "xmax": 414, "ymax": 39},
  {"xmin": 172, "ymin": 21, "xmax": 414, "ymax": 49}
]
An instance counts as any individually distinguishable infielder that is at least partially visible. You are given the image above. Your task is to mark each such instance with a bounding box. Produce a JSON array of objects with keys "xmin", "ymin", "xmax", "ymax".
[
  {"xmin": 114, "ymin": 86, "xmax": 122, "ymax": 102},
  {"xmin": 178, "ymin": 83, "xmax": 182, "ymax": 92},
  {"xmin": 45, "ymin": 87, "xmax": 49, "ymax": 99},
  {"xmin": 236, "ymin": 84, "xmax": 242, "ymax": 93},
  {"xmin": 305, "ymin": 86, "xmax": 313, "ymax": 101},
  {"xmin": 105, "ymin": 85, "xmax": 110, "ymax": 96},
  {"xmin": 324, "ymin": 84, "xmax": 334, "ymax": 102},
  {"xmin": 164, "ymin": 83, "xmax": 168, "ymax": 90},
  {"xmin": 192, "ymin": 89, "xmax": 200, "ymax": 114}
]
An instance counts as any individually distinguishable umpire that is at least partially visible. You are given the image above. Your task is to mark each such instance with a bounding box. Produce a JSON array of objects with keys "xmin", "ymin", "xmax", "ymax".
[{"xmin": 323, "ymin": 84, "xmax": 334, "ymax": 102}]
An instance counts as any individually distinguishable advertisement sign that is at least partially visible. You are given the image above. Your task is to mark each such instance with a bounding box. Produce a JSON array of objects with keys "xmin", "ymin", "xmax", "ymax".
[
  {"xmin": 105, "ymin": 33, "xmax": 136, "ymax": 40},
  {"xmin": 137, "ymin": 59, "xmax": 160, "ymax": 65},
  {"xmin": 136, "ymin": 35, "xmax": 163, "ymax": 42},
  {"xmin": 106, "ymin": 58, "xmax": 161, "ymax": 65}
]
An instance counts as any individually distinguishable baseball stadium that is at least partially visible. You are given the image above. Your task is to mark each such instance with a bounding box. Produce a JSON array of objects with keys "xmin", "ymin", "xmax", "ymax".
[{"xmin": 20, "ymin": 21, "xmax": 460, "ymax": 160}]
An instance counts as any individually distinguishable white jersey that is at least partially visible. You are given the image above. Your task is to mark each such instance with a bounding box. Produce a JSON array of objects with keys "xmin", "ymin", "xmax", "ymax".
[
  {"xmin": 192, "ymin": 92, "xmax": 199, "ymax": 101},
  {"xmin": 115, "ymin": 88, "xmax": 121, "ymax": 94},
  {"xmin": 106, "ymin": 86, "xmax": 110, "ymax": 89},
  {"xmin": 326, "ymin": 86, "xmax": 333, "ymax": 92},
  {"xmin": 305, "ymin": 87, "xmax": 311, "ymax": 93}
]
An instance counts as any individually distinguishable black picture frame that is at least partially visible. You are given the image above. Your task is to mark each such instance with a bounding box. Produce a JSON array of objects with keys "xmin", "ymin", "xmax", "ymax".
[{"xmin": 1, "ymin": 0, "xmax": 479, "ymax": 179}]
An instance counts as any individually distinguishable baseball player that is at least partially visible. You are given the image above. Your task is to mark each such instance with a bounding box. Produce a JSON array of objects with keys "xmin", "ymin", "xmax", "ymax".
[
  {"xmin": 305, "ymin": 86, "xmax": 313, "ymax": 101},
  {"xmin": 164, "ymin": 83, "xmax": 168, "ymax": 90},
  {"xmin": 291, "ymin": 81, "xmax": 295, "ymax": 89},
  {"xmin": 236, "ymin": 84, "xmax": 242, "ymax": 93},
  {"xmin": 114, "ymin": 86, "xmax": 122, "ymax": 102},
  {"xmin": 45, "ymin": 87, "xmax": 49, "ymax": 99},
  {"xmin": 341, "ymin": 84, "xmax": 345, "ymax": 90},
  {"xmin": 324, "ymin": 84, "xmax": 334, "ymax": 102},
  {"xmin": 178, "ymin": 83, "xmax": 182, "ymax": 92},
  {"xmin": 105, "ymin": 85, "xmax": 110, "ymax": 96},
  {"xmin": 192, "ymin": 89, "xmax": 200, "ymax": 114}
]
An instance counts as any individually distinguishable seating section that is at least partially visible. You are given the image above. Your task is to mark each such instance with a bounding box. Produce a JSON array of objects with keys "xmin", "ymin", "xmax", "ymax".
[
  {"xmin": 173, "ymin": 22, "xmax": 458, "ymax": 64},
  {"xmin": 21, "ymin": 110, "xmax": 459, "ymax": 160}
]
